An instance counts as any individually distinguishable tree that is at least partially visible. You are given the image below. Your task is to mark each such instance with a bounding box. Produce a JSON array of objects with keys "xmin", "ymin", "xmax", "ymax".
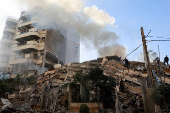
[
  {"xmin": 27, "ymin": 75, "xmax": 36, "ymax": 85},
  {"xmin": 73, "ymin": 69, "xmax": 89, "ymax": 102},
  {"xmin": 87, "ymin": 66, "xmax": 116, "ymax": 108},
  {"xmin": 150, "ymin": 83, "xmax": 170, "ymax": 109}
]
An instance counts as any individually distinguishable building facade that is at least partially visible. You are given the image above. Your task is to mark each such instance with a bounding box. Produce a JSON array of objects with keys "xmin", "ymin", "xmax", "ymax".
[
  {"xmin": 0, "ymin": 7, "xmax": 80, "ymax": 73},
  {"xmin": 0, "ymin": 17, "xmax": 18, "ymax": 72}
]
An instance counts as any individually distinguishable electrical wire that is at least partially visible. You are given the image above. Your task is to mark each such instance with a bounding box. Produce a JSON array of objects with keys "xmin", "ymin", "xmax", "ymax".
[
  {"xmin": 146, "ymin": 40, "xmax": 170, "ymax": 42},
  {"xmin": 121, "ymin": 36, "xmax": 170, "ymax": 61},
  {"xmin": 124, "ymin": 44, "xmax": 143, "ymax": 59},
  {"xmin": 147, "ymin": 36, "xmax": 170, "ymax": 39}
]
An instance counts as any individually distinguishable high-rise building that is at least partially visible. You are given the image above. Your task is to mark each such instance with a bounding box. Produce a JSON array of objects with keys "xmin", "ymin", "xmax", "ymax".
[
  {"xmin": 0, "ymin": 7, "xmax": 80, "ymax": 73},
  {"xmin": 0, "ymin": 17, "xmax": 18, "ymax": 72}
]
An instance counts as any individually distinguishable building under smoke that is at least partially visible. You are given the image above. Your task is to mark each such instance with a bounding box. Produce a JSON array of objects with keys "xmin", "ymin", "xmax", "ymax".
[{"xmin": 0, "ymin": 7, "xmax": 80, "ymax": 73}]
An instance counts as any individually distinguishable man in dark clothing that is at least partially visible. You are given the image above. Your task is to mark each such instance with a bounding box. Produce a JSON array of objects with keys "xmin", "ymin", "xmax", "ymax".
[
  {"xmin": 132, "ymin": 94, "xmax": 138, "ymax": 108},
  {"xmin": 164, "ymin": 55, "xmax": 169, "ymax": 65},
  {"xmin": 120, "ymin": 79, "xmax": 124, "ymax": 92},
  {"xmin": 124, "ymin": 58, "xmax": 130, "ymax": 72}
]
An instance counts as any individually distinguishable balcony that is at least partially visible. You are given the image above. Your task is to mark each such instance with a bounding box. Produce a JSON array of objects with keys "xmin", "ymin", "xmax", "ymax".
[
  {"xmin": 18, "ymin": 19, "xmax": 39, "ymax": 29},
  {"xmin": 9, "ymin": 58, "xmax": 42, "ymax": 65},
  {"xmin": 0, "ymin": 62, "xmax": 11, "ymax": 67},
  {"xmin": 6, "ymin": 17, "xmax": 18, "ymax": 25},
  {"xmin": 15, "ymin": 30, "xmax": 41, "ymax": 42},
  {"xmin": 12, "ymin": 41, "xmax": 45, "ymax": 53},
  {"xmin": 1, "ymin": 38, "xmax": 13, "ymax": 44},
  {"xmin": 3, "ymin": 27, "xmax": 16, "ymax": 35}
]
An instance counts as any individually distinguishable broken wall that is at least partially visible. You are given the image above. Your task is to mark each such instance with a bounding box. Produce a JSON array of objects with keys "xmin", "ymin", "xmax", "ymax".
[{"xmin": 46, "ymin": 29, "xmax": 66, "ymax": 64}]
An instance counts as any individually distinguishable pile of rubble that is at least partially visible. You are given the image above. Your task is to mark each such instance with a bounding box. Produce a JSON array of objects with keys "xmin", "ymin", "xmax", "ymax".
[{"xmin": 2, "ymin": 55, "xmax": 169, "ymax": 112}]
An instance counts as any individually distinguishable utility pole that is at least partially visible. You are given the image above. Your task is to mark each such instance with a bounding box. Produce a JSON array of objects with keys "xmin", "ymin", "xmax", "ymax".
[
  {"xmin": 158, "ymin": 45, "xmax": 162, "ymax": 82},
  {"xmin": 141, "ymin": 27, "xmax": 153, "ymax": 88}
]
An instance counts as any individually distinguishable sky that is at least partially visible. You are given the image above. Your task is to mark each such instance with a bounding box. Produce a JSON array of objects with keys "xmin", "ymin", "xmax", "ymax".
[
  {"xmin": 85, "ymin": 0, "xmax": 170, "ymax": 62},
  {"xmin": 0, "ymin": 0, "xmax": 170, "ymax": 63}
]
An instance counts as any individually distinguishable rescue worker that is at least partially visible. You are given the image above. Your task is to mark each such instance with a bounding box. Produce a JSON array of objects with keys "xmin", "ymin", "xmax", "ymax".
[
  {"xmin": 119, "ymin": 79, "xmax": 124, "ymax": 92},
  {"xmin": 132, "ymin": 94, "xmax": 138, "ymax": 108},
  {"xmin": 164, "ymin": 55, "xmax": 169, "ymax": 65}
]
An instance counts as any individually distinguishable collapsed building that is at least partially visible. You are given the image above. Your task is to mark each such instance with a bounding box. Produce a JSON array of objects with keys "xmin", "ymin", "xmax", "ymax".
[
  {"xmin": 0, "ymin": 7, "xmax": 80, "ymax": 74},
  {"xmin": 0, "ymin": 56, "xmax": 142, "ymax": 112},
  {"xmin": 0, "ymin": 54, "xmax": 170, "ymax": 112}
]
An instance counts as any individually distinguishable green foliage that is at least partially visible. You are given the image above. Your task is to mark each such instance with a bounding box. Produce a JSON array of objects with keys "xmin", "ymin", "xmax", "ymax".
[
  {"xmin": 69, "ymin": 82, "xmax": 81, "ymax": 102},
  {"xmin": 12, "ymin": 74, "xmax": 21, "ymax": 85},
  {"xmin": 79, "ymin": 104, "xmax": 90, "ymax": 113},
  {"xmin": 0, "ymin": 80, "xmax": 8, "ymax": 94},
  {"xmin": 73, "ymin": 66, "xmax": 116, "ymax": 108},
  {"xmin": 73, "ymin": 69, "xmax": 84, "ymax": 83},
  {"xmin": 88, "ymin": 66, "xmax": 116, "ymax": 108},
  {"xmin": 0, "ymin": 79, "xmax": 16, "ymax": 95},
  {"xmin": 81, "ymin": 86, "xmax": 89, "ymax": 102},
  {"xmin": 73, "ymin": 69, "xmax": 90, "ymax": 102},
  {"xmin": 150, "ymin": 83, "xmax": 170, "ymax": 109},
  {"xmin": 87, "ymin": 66, "xmax": 104, "ymax": 86},
  {"xmin": 27, "ymin": 75, "xmax": 36, "ymax": 85}
]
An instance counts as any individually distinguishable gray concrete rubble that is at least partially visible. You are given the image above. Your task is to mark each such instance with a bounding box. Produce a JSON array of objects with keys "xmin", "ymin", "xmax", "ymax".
[{"xmin": 0, "ymin": 55, "xmax": 170, "ymax": 112}]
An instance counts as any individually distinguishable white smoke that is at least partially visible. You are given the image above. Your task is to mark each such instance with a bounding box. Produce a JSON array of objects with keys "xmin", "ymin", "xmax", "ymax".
[
  {"xmin": 138, "ymin": 50, "xmax": 158, "ymax": 62},
  {"xmin": 16, "ymin": 0, "xmax": 126, "ymax": 57},
  {"xmin": 83, "ymin": 5, "xmax": 117, "ymax": 27}
]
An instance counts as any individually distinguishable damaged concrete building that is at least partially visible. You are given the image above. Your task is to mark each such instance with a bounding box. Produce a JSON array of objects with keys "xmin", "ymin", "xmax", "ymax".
[
  {"xmin": 0, "ymin": 17, "xmax": 18, "ymax": 73},
  {"xmin": 0, "ymin": 7, "xmax": 80, "ymax": 73}
]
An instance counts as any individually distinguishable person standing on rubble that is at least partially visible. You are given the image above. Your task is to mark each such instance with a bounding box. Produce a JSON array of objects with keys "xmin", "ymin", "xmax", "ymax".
[
  {"xmin": 131, "ymin": 94, "xmax": 137, "ymax": 108},
  {"xmin": 124, "ymin": 58, "xmax": 130, "ymax": 72},
  {"xmin": 164, "ymin": 55, "xmax": 169, "ymax": 65},
  {"xmin": 119, "ymin": 79, "xmax": 124, "ymax": 92}
]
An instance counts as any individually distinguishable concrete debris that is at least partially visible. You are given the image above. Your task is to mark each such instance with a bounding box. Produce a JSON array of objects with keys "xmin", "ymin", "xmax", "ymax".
[
  {"xmin": 1, "ymin": 55, "xmax": 170, "ymax": 112},
  {"xmin": 8, "ymin": 94, "xmax": 15, "ymax": 100},
  {"xmin": 1, "ymin": 99, "xmax": 12, "ymax": 110}
]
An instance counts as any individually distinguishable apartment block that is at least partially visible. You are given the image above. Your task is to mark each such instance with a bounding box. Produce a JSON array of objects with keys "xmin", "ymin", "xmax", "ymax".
[
  {"xmin": 0, "ymin": 17, "xmax": 18, "ymax": 72},
  {"xmin": 0, "ymin": 7, "xmax": 80, "ymax": 73}
]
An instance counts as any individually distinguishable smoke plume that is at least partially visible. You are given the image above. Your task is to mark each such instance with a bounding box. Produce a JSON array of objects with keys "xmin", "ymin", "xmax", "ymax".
[
  {"xmin": 16, "ymin": 0, "xmax": 127, "ymax": 58},
  {"xmin": 138, "ymin": 50, "xmax": 158, "ymax": 62}
]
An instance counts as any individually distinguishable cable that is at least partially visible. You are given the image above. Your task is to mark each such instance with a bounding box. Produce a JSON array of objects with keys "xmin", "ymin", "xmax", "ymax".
[
  {"xmin": 146, "ymin": 40, "xmax": 170, "ymax": 42},
  {"xmin": 124, "ymin": 44, "xmax": 143, "ymax": 59},
  {"xmin": 145, "ymin": 30, "xmax": 151, "ymax": 37},
  {"xmin": 147, "ymin": 36, "xmax": 170, "ymax": 39}
]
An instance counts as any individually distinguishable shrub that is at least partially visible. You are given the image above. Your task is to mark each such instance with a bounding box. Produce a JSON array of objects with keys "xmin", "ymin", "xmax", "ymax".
[
  {"xmin": 150, "ymin": 83, "xmax": 170, "ymax": 109},
  {"xmin": 79, "ymin": 104, "xmax": 90, "ymax": 113}
]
